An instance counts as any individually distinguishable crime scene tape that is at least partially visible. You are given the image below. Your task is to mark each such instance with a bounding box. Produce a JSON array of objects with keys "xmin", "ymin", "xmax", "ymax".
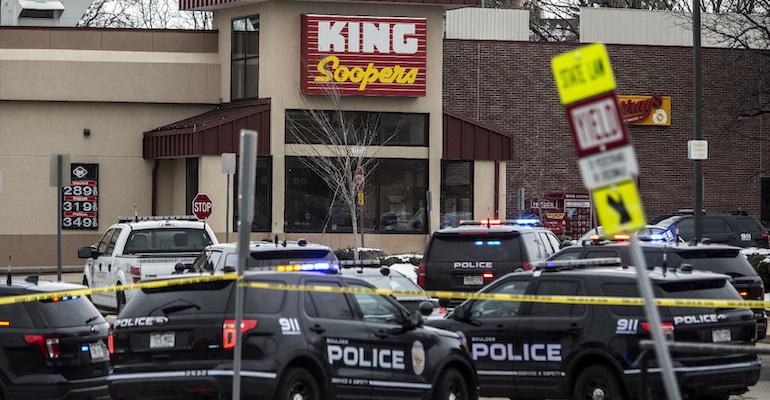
[{"xmin": 1, "ymin": 271, "xmax": 767, "ymax": 309}]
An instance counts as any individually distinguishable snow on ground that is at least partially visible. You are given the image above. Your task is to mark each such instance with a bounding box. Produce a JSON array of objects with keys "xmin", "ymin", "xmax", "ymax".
[
  {"xmin": 389, "ymin": 253, "xmax": 423, "ymax": 263},
  {"xmin": 743, "ymin": 248, "xmax": 770, "ymax": 256}
]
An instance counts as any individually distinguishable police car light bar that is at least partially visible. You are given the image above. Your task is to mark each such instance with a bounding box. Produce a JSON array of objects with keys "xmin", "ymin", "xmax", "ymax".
[
  {"xmin": 531, "ymin": 257, "xmax": 622, "ymax": 269},
  {"xmin": 118, "ymin": 215, "xmax": 199, "ymax": 223}
]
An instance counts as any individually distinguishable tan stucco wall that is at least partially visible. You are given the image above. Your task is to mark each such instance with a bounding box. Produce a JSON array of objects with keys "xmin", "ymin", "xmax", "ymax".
[
  {"xmin": 198, "ymin": 155, "xmax": 231, "ymax": 235},
  {"xmin": 473, "ymin": 160, "xmax": 496, "ymax": 220},
  {"xmin": 214, "ymin": 1, "xmax": 444, "ymax": 235},
  {"xmin": 0, "ymin": 102, "xmax": 212, "ymax": 266}
]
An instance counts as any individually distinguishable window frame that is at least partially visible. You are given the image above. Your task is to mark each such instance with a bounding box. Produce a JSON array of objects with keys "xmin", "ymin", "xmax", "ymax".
[
  {"xmin": 468, "ymin": 278, "xmax": 531, "ymax": 319},
  {"xmin": 231, "ymin": 15, "xmax": 260, "ymax": 101},
  {"xmin": 285, "ymin": 110, "xmax": 429, "ymax": 147},
  {"xmin": 440, "ymin": 160, "xmax": 474, "ymax": 228},
  {"xmin": 528, "ymin": 278, "xmax": 586, "ymax": 318}
]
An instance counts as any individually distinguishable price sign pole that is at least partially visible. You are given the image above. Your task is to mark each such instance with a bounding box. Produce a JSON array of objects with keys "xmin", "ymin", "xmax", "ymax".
[
  {"xmin": 50, "ymin": 154, "xmax": 70, "ymax": 282},
  {"xmin": 551, "ymin": 44, "xmax": 681, "ymax": 400}
]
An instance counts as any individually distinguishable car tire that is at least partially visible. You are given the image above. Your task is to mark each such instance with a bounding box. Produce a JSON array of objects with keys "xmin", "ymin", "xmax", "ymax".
[
  {"xmin": 116, "ymin": 289, "xmax": 126, "ymax": 315},
  {"xmin": 276, "ymin": 368, "xmax": 321, "ymax": 400},
  {"xmin": 433, "ymin": 368, "xmax": 469, "ymax": 400},
  {"xmin": 573, "ymin": 365, "xmax": 625, "ymax": 400}
]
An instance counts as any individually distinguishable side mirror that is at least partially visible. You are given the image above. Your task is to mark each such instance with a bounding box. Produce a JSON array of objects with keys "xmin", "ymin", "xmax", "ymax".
[
  {"xmin": 379, "ymin": 267, "xmax": 391, "ymax": 276},
  {"xmin": 174, "ymin": 263, "xmax": 187, "ymax": 274},
  {"xmin": 438, "ymin": 297, "xmax": 452, "ymax": 308},
  {"xmin": 407, "ymin": 310, "xmax": 424, "ymax": 329},
  {"xmin": 453, "ymin": 304, "xmax": 471, "ymax": 322},
  {"xmin": 418, "ymin": 301, "xmax": 434, "ymax": 316},
  {"xmin": 78, "ymin": 245, "xmax": 96, "ymax": 259}
]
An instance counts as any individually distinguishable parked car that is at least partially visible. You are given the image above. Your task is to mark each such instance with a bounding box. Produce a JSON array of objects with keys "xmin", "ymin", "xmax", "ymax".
[
  {"xmin": 188, "ymin": 239, "xmax": 338, "ymax": 274},
  {"xmin": 79, "ymin": 216, "xmax": 217, "ymax": 313},
  {"xmin": 656, "ymin": 211, "xmax": 769, "ymax": 248}
]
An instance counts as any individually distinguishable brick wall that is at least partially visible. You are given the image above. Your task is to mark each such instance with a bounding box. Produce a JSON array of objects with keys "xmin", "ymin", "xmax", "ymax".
[{"xmin": 443, "ymin": 40, "xmax": 770, "ymax": 222}]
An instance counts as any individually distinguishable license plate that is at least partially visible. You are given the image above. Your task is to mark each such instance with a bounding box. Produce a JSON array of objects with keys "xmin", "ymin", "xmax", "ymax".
[
  {"xmin": 463, "ymin": 275, "xmax": 484, "ymax": 285},
  {"xmin": 150, "ymin": 332, "xmax": 175, "ymax": 349},
  {"xmin": 89, "ymin": 342, "xmax": 107, "ymax": 360},
  {"xmin": 712, "ymin": 328, "xmax": 731, "ymax": 343}
]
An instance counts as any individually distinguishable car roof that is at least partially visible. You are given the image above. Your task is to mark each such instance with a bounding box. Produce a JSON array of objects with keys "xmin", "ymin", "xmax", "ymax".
[
  {"xmin": 242, "ymin": 270, "xmax": 374, "ymax": 286},
  {"xmin": 0, "ymin": 279, "xmax": 85, "ymax": 295},
  {"xmin": 113, "ymin": 220, "xmax": 208, "ymax": 230},
  {"xmin": 504, "ymin": 266, "xmax": 729, "ymax": 282},
  {"xmin": 205, "ymin": 240, "xmax": 333, "ymax": 253},
  {"xmin": 340, "ymin": 267, "xmax": 408, "ymax": 278},
  {"xmin": 435, "ymin": 224, "xmax": 543, "ymax": 235},
  {"xmin": 581, "ymin": 241, "xmax": 742, "ymax": 252}
]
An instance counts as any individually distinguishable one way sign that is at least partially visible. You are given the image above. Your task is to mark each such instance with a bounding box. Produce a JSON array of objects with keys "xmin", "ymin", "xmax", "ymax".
[{"xmin": 592, "ymin": 180, "xmax": 646, "ymax": 235}]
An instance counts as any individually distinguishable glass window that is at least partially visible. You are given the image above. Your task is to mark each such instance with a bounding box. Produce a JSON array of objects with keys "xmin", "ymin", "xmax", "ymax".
[
  {"xmin": 34, "ymin": 297, "xmax": 104, "ymax": 328},
  {"xmin": 233, "ymin": 157, "xmax": 272, "ymax": 232},
  {"xmin": 122, "ymin": 281, "xmax": 234, "ymax": 317},
  {"xmin": 676, "ymin": 218, "xmax": 694, "ymax": 239},
  {"xmin": 97, "ymin": 229, "xmax": 114, "ymax": 255},
  {"xmin": 427, "ymin": 236, "xmax": 522, "ymax": 262},
  {"xmin": 470, "ymin": 280, "xmax": 530, "ymax": 318},
  {"xmin": 285, "ymin": 110, "xmax": 428, "ymax": 146},
  {"xmin": 602, "ymin": 283, "xmax": 645, "ymax": 316},
  {"xmin": 546, "ymin": 233, "xmax": 562, "ymax": 252},
  {"xmin": 539, "ymin": 232, "xmax": 556, "ymax": 255},
  {"xmin": 123, "ymin": 229, "xmax": 213, "ymax": 254},
  {"xmin": 550, "ymin": 249, "xmax": 581, "ymax": 261},
  {"xmin": 584, "ymin": 250, "xmax": 620, "ymax": 259},
  {"xmin": 531, "ymin": 280, "xmax": 584, "ymax": 317},
  {"xmin": 0, "ymin": 304, "xmax": 35, "ymax": 328},
  {"xmin": 231, "ymin": 16, "xmax": 259, "ymax": 100},
  {"xmin": 284, "ymin": 157, "xmax": 427, "ymax": 233},
  {"xmin": 304, "ymin": 282, "xmax": 354, "ymax": 319},
  {"xmin": 244, "ymin": 281, "xmax": 285, "ymax": 314},
  {"xmin": 349, "ymin": 284, "xmax": 406, "ymax": 325},
  {"xmin": 185, "ymin": 158, "xmax": 198, "ymax": 215},
  {"xmin": 704, "ymin": 217, "xmax": 729, "ymax": 234},
  {"xmin": 191, "ymin": 250, "xmax": 222, "ymax": 273},
  {"xmin": 106, "ymin": 228, "xmax": 122, "ymax": 256},
  {"xmin": 440, "ymin": 161, "xmax": 473, "ymax": 228},
  {"xmin": 522, "ymin": 233, "xmax": 548, "ymax": 261},
  {"xmin": 224, "ymin": 249, "xmax": 336, "ymax": 270}
]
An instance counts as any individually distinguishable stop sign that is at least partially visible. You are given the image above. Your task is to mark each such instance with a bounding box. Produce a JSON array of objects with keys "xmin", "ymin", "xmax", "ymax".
[{"xmin": 192, "ymin": 193, "xmax": 213, "ymax": 220}]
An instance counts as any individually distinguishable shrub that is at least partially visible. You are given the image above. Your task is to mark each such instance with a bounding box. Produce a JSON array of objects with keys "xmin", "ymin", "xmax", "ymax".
[{"xmin": 334, "ymin": 247, "xmax": 386, "ymax": 261}]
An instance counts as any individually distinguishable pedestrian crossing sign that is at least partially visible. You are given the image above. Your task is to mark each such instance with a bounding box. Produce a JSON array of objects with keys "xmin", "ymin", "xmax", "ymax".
[{"xmin": 592, "ymin": 179, "xmax": 646, "ymax": 236}]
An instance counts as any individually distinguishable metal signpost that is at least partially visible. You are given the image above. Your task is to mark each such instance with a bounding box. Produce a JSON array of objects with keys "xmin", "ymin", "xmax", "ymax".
[
  {"xmin": 232, "ymin": 130, "xmax": 257, "ymax": 400},
  {"xmin": 551, "ymin": 44, "xmax": 681, "ymax": 400},
  {"xmin": 49, "ymin": 154, "xmax": 70, "ymax": 282},
  {"xmin": 222, "ymin": 153, "xmax": 236, "ymax": 242}
]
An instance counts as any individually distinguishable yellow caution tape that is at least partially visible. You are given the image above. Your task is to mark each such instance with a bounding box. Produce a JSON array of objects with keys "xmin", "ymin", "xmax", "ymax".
[{"xmin": 1, "ymin": 273, "xmax": 768, "ymax": 310}]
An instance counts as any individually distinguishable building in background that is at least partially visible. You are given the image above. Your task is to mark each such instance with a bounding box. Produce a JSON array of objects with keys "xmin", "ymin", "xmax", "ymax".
[{"xmin": 0, "ymin": 0, "xmax": 90, "ymax": 26}]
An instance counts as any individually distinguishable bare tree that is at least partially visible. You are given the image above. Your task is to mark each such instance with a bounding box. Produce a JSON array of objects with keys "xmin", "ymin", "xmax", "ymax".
[
  {"xmin": 286, "ymin": 89, "xmax": 398, "ymax": 261},
  {"xmin": 78, "ymin": 0, "xmax": 212, "ymax": 29}
]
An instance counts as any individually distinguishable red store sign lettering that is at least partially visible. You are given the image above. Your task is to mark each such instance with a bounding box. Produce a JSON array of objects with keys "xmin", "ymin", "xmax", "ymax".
[{"xmin": 301, "ymin": 14, "xmax": 427, "ymax": 96}]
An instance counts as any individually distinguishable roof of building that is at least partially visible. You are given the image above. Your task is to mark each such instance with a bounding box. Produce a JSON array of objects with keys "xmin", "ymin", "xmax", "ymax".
[{"xmin": 443, "ymin": 110, "xmax": 514, "ymax": 161}]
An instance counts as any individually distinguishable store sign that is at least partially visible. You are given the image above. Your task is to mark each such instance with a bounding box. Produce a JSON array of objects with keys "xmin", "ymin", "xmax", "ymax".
[
  {"xmin": 62, "ymin": 163, "xmax": 98, "ymax": 230},
  {"xmin": 301, "ymin": 14, "xmax": 427, "ymax": 96},
  {"xmin": 618, "ymin": 94, "xmax": 671, "ymax": 126}
]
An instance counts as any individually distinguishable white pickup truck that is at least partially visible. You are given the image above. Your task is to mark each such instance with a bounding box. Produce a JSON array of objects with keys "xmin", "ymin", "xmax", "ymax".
[{"xmin": 78, "ymin": 216, "xmax": 218, "ymax": 312}]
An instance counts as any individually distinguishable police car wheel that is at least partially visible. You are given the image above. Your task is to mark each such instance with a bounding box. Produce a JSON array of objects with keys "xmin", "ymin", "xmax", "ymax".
[
  {"xmin": 573, "ymin": 365, "xmax": 625, "ymax": 400},
  {"xmin": 277, "ymin": 368, "xmax": 320, "ymax": 400},
  {"xmin": 434, "ymin": 368, "xmax": 468, "ymax": 400}
]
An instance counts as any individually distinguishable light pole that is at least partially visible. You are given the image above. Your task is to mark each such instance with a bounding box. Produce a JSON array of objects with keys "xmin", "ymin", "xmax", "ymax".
[{"xmin": 693, "ymin": 0, "xmax": 704, "ymax": 241}]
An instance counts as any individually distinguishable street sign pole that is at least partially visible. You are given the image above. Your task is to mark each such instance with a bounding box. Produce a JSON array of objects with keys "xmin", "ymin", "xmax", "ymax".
[
  {"xmin": 232, "ymin": 131, "xmax": 257, "ymax": 400},
  {"xmin": 693, "ymin": 2, "xmax": 704, "ymax": 242}
]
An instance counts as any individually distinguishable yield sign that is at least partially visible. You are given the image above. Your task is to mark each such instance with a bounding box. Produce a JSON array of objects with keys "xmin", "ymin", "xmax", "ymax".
[{"xmin": 192, "ymin": 193, "xmax": 213, "ymax": 220}]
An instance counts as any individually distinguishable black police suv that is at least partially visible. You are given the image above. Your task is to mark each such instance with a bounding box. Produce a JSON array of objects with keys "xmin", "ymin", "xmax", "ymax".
[
  {"xmin": 419, "ymin": 220, "xmax": 561, "ymax": 296},
  {"xmin": 427, "ymin": 264, "xmax": 761, "ymax": 400},
  {"xmin": 0, "ymin": 278, "xmax": 110, "ymax": 400},
  {"xmin": 339, "ymin": 263, "xmax": 445, "ymax": 319},
  {"xmin": 108, "ymin": 271, "xmax": 478, "ymax": 400},
  {"xmin": 656, "ymin": 211, "xmax": 769, "ymax": 248},
  {"xmin": 551, "ymin": 241, "xmax": 768, "ymax": 340}
]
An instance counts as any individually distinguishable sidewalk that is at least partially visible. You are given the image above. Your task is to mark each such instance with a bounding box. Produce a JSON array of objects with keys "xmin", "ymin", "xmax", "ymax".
[{"xmin": 5, "ymin": 265, "xmax": 82, "ymax": 275}]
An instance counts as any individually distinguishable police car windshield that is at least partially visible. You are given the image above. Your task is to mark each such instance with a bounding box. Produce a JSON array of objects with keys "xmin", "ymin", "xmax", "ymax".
[
  {"xmin": 359, "ymin": 273, "xmax": 422, "ymax": 292},
  {"xmin": 428, "ymin": 236, "xmax": 521, "ymax": 262},
  {"xmin": 225, "ymin": 249, "xmax": 335, "ymax": 269},
  {"xmin": 675, "ymin": 249, "xmax": 757, "ymax": 277},
  {"xmin": 123, "ymin": 229, "xmax": 213, "ymax": 254}
]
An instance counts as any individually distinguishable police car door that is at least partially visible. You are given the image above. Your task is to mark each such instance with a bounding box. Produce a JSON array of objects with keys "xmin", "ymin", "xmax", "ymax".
[
  {"xmin": 462, "ymin": 278, "xmax": 531, "ymax": 397},
  {"xmin": 512, "ymin": 277, "xmax": 586, "ymax": 399},
  {"xmin": 348, "ymin": 283, "xmax": 430, "ymax": 400},
  {"xmin": 92, "ymin": 228, "xmax": 118, "ymax": 305},
  {"xmin": 301, "ymin": 278, "xmax": 373, "ymax": 400}
]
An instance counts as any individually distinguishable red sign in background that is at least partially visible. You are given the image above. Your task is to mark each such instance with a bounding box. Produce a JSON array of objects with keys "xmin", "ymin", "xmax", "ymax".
[
  {"xmin": 192, "ymin": 193, "xmax": 213, "ymax": 221},
  {"xmin": 301, "ymin": 14, "xmax": 427, "ymax": 97}
]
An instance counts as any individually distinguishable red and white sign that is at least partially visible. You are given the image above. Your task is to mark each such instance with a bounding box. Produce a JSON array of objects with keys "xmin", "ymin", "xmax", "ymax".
[
  {"xmin": 301, "ymin": 14, "xmax": 427, "ymax": 97},
  {"xmin": 192, "ymin": 193, "xmax": 213, "ymax": 221},
  {"xmin": 565, "ymin": 93, "xmax": 629, "ymax": 157}
]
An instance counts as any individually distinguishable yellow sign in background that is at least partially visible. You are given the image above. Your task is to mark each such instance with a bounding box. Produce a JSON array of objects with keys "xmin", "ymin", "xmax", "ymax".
[
  {"xmin": 551, "ymin": 43, "xmax": 616, "ymax": 104},
  {"xmin": 592, "ymin": 179, "xmax": 646, "ymax": 236},
  {"xmin": 618, "ymin": 95, "xmax": 672, "ymax": 126}
]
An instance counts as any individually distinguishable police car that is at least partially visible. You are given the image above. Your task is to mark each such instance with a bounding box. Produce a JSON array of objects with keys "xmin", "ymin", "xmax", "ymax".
[
  {"xmin": 426, "ymin": 260, "xmax": 760, "ymax": 400},
  {"xmin": 551, "ymin": 240, "xmax": 768, "ymax": 340},
  {"xmin": 108, "ymin": 269, "xmax": 478, "ymax": 400},
  {"xmin": 419, "ymin": 219, "xmax": 561, "ymax": 298},
  {"xmin": 0, "ymin": 277, "xmax": 110, "ymax": 399},
  {"xmin": 187, "ymin": 239, "xmax": 337, "ymax": 274}
]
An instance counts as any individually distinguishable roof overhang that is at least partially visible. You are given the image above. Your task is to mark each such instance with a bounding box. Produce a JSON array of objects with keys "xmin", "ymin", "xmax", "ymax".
[
  {"xmin": 442, "ymin": 111, "xmax": 513, "ymax": 161},
  {"xmin": 19, "ymin": 0, "xmax": 64, "ymax": 10},
  {"xmin": 143, "ymin": 99, "xmax": 271, "ymax": 159},
  {"xmin": 180, "ymin": 0, "xmax": 479, "ymax": 11}
]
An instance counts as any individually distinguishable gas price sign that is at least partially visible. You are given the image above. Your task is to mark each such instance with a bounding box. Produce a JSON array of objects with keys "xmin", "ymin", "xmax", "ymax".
[{"xmin": 62, "ymin": 163, "xmax": 99, "ymax": 230}]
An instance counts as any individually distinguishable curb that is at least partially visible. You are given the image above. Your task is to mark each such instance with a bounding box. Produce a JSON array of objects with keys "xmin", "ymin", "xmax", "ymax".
[{"xmin": 5, "ymin": 266, "xmax": 82, "ymax": 275}]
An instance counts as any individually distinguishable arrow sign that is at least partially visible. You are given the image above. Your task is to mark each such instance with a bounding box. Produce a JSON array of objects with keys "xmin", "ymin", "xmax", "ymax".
[{"xmin": 592, "ymin": 179, "xmax": 645, "ymax": 236}]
